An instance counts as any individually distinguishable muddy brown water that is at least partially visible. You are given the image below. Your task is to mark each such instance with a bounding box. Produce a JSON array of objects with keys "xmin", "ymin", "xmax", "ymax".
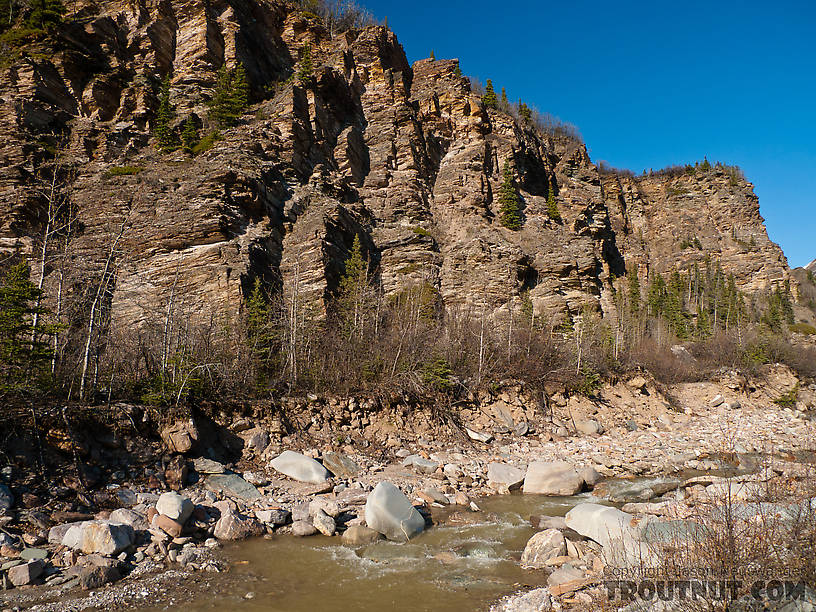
[{"xmin": 144, "ymin": 493, "xmax": 597, "ymax": 612}]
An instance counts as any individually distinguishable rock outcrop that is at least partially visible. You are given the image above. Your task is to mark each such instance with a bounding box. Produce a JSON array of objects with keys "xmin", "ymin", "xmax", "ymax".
[{"xmin": 0, "ymin": 0, "xmax": 793, "ymax": 330}]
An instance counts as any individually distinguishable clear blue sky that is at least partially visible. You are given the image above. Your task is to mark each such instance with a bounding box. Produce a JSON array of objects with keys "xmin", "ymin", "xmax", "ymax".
[{"xmin": 363, "ymin": 0, "xmax": 815, "ymax": 268}]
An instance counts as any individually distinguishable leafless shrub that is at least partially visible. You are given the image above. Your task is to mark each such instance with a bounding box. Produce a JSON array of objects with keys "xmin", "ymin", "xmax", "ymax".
[
  {"xmin": 599, "ymin": 422, "xmax": 816, "ymax": 612},
  {"xmin": 295, "ymin": 0, "xmax": 379, "ymax": 35}
]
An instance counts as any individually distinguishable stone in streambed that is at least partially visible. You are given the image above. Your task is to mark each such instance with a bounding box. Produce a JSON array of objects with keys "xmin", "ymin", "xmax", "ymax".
[
  {"xmin": 487, "ymin": 462, "xmax": 525, "ymax": 490},
  {"xmin": 321, "ymin": 452, "xmax": 361, "ymax": 479},
  {"xmin": 292, "ymin": 520, "xmax": 318, "ymax": 537},
  {"xmin": 312, "ymin": 509, "xmax": 336, "ymax": 536},
  {"xmin": 109, "ymin": 508, "xmax": 149, "ymax": 531},
  {"xmin": 365, "ymin": 482, "xmax": 425, "ymax": 542},
  {"xmin": 206, "ymin": 474, "xmax": 262, "ymax": 501},
  {"xmin": 79, "ymin": 565, "xmax": 120, "ymax": 590},
  {"xmin": 309, "ymin": 498, "xmax": 341, "ymax": 518},
  {"xmin": 402, "ymin": 455, "xmax": 438, "ymax": 475},
  {"xmin": 61, "ymin": 521, "xmax": 135, "ymax": 555},
  {"xmin": 8, "ymin": 559, "xmax": 44, "ymax": 586},
  {"xmin": 341, "ymin": 525, "xmax": 383, "ymax": 547},
  {"xmin": 522, "ymin": 461, "xmax": 583, "ymax": 496},
  {"xmin": 547, "ymin": 564, "xmax": 586, "ymax": 589},
  {"xmin": 0, "ymin": 484, "xmax": 13, "ymax": 514},
  {"xmin": 213, "ymin": 512, "xmax": 264, "ymax": 541},
  {"xmin": 192, "ymin": 458, "xmax": 225, "ymax": 474},
  {"xmin": 152, "ymin": 513, "xmax": 184, "ymax": 538},
  {"xmin": 19, "ymin": 548, "xmax": 48, "ymax": 561},
  {"xmin": 155, "ymin": 492, "xmax": 194, "ymax": 523},
  {"xmin": 521, "ymin": 529, "xmax": 566, "ymax": 569},
  {"xmin": 269, "ymin": 451, "xmax": 330, "ymax": 484},
  {"xmin": 255, "ymin": 508, "xmax": 290, "ymax": 526}
]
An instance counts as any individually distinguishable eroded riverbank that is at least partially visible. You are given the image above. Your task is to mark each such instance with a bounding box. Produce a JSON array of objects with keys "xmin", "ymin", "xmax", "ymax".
[{"xmin": 1, "ymin": 368, "xmax": 814, "ymax": 611}]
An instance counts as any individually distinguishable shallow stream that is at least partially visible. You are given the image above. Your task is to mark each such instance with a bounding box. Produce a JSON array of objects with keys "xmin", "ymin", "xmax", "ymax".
[
  {"xmin": 136, "ymin": 468, "xmax": 755, "ymax": 611},
  {"xmin": 154, "ymin": 493, "xmax": 596, "ymax": 612}
]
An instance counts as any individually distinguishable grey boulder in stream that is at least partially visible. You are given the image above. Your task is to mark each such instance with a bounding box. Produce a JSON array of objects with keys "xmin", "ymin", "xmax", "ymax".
[{"xmin": 365, "ymin": 482, "xmax": 425, "ymax": 541}]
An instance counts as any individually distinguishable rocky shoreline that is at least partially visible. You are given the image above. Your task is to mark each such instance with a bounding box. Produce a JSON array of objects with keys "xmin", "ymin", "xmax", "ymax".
[{"xmin": 1, "ymin": 365, "xmax": 814, "ymax": 611}]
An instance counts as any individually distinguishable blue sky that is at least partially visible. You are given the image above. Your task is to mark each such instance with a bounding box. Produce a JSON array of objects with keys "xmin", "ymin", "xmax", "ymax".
[{"xmin": 363, "ymin": 0, "xmax": 815, "ymax": 268}]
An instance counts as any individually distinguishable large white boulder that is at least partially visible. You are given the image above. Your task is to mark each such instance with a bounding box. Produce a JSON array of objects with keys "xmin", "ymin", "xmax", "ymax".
[
  {"xmin": 522, "ymin": 461, "xmax": 583, "ymax": 495},
  {"xmin": 487, "ymin": 463, "xmax": 525, "ymax": 490},
  {"xmin": 565, "ymin": 503, "xmax": 637, "ymax": 547},
  {"xmin": 365, "ymin": 481, "xmax": 425, "ymax": 542},
  {"xmin": 61, "ymin": 520, "xmax": 135, "ymax": 555},
  {"xmin": 269, "ymin": 450, "xmax": 330, "ymax": 484},
  {"xmin": 156, "ymin": 492, "xmax": 194, "ymax": 523},
  {"xmin": 565, "ymin": 503, "xmax": 660, "ymax": 568}
]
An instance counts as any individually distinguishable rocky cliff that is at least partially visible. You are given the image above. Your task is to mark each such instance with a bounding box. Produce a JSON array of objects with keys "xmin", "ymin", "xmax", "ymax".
[{"xmin": 0, "ymin": 0, "xmax": 792, "ymax": 327}]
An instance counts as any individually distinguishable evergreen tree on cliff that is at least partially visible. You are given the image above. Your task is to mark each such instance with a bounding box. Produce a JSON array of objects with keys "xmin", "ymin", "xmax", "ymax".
[
  {"xmin": 155, "ymin": 75, "xmax": 177, "ymax": 151},
  {"xmin": 546, "ymin": 181, "xmax": 561, "ymax": 221},
  {"xmin": 518, "ymin": 101, "xmax": 532, "ymax": 123},
  {"xmin": 230, "ymin": 64, "xmax": 249, "ymax": 115},
  {"xmin": 0, "ymin": 263, "xmax": 55, "ymax": 393},
  {"xmin": 482, "ymin": 80, "xmax": 498, "ymax": 110},
  {"xmin": 338, "ymin": 234, "xmax": 369, "ymax": 337},
  {"xmin": 245, "ymin": 277, "xmax": 277, "ymax": 378},
  {"xmin": 209, "ymin": 64, "xmax": 250, "ymax": 127},
  {"xmin": 181, "ymin": 116, "xmax": 199, "ymax": 153},
  {"xmin": 298, "ymin": 43, "xmax": 314, "ymax": 86},
  {"xmin": 498, "ymin": 161, "xmax": 522, "ymax": 230}
]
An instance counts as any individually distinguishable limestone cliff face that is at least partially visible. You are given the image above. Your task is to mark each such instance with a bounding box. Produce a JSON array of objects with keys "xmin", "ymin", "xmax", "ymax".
[
  {"xmin": 0, "ymin": 0, "xmax": 792, "ymax": 327},
  {"xmin": 602, "ymin": 170, "xmax": 789, "ymax": 293}
]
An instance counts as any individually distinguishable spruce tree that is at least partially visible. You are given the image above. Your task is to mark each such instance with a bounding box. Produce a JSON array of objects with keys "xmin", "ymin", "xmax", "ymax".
[
  {"xmin": 627, "ymin": 269, "xmax": 641, "ymax": 314},
  {"xmin": 429, "ymin": 49, "xmax": 435, "ymax": 60},
  {"xmin": 518, "ymin": 101, "xmax": 532, "ymax": 123},
  {"xmin": 0, "ymin": 263, "xmax": 55, "ymax": 393},
  {"xmin": 155, "ymin": 75, "xmax": 178, "ymax": 151},
  {"xmin": 647, "ymin": 272, "xmax": 667, "ymax": 316},
  {"xmin": 482, "ymin": 79, "xmax": 498, "ymax": 110},
  {"xmin": 208, "ymin": 64, "xmax": 250, "ymax": 127},
  {"xmin": 665, "ymin": 271, "xmax": 689, "ymax": 338},
  {"xmin": 245, "ymin": 277, "xmax": 276, "ymax": 369},
  {"xmin": 546, "ymin": 181, "xmax": 561, "ymax": 221},
  {"xmin": 497, "ymin": 161, "xmax": 522, "ymax": 230},
  {"xmin": 500, "ymin": 87, "xmax": 508, "ymax": 108},
  {"xmin": 338, "ymin": 234, "xmax": 368, "ymax": 337},
  {"xmin": 230, "ymin": 64, "xmax": 249, "ymax": 115},
  {"xmin": 695, "ymin": 306, "xmax": 711, "ymax": 339},
  {"xmin": 298, "ymin": 43, "xmax": 314, "ymax": 87},
  {"xmin": 209, "ymin": 66, "xmax": 232, "ymax": 127},
  {"xmin": 339, "ymin": 234, "xmax": 366, "ymax": 299},
  {"xmin": 181, "ymin": 116, "xmax": 199, "ymax": 153}
]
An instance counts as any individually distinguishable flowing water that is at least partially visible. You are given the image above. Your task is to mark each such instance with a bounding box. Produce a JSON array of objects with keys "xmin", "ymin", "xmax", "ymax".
[{"xmin": 165, "ymin": 493, "xmax": 599, "ymax": 612}]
